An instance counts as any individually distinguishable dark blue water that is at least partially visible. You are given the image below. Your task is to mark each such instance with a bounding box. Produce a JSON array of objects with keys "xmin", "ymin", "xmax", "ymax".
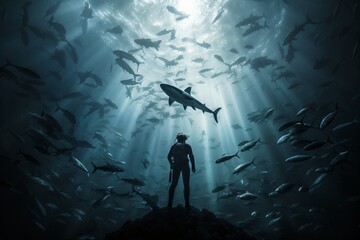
[{"xmin": 0, "ymin": 0, "xmax": 359, "ymax": 239}]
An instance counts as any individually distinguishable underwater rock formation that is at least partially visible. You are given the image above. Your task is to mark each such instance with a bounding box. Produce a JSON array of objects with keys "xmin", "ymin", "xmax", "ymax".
[{"xmin": 104, "ymin": 205, "xmax": 256, "ymax": 240}]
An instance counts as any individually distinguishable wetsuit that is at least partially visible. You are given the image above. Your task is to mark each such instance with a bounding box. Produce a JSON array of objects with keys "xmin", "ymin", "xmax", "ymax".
[{"xmin": 167, "ymin": 142, "xmax": 195, "ymax": 208}]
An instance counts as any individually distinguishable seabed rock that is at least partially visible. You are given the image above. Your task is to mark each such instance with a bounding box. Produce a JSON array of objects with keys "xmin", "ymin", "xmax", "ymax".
[{"xmin": 105, "ymin": 205, "xmax": 256, "ymax": 240}]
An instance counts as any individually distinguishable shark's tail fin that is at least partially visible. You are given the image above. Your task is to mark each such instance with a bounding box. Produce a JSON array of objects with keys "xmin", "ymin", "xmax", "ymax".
[
  {"xmin": 213, "ymin": 108, "xmax": 221, "ymax": 123},
  {"xmin": 155, "ymin": 40, "xmax": 161, "ymax": 51},
  {"xmin": 235, "ymin": 150, "xmax": 240, "ymax": 159},
  {"xmin": 137, "ymin": 62, "xmax": 144, "ymax": 72},
  {"xmin": 225, "ymin": 63, "xmax": 231, "ymax": 70},
  {"xmin": 55, "ymin": 103, "xmax": 61, "ymax": 112},
  {"xmin": 91, "ymin": 162, "xmax": 97, "ymax": 174},
  {"xmin": 251, "ymin": 157, "xmax": 257, "ymax": 166}
]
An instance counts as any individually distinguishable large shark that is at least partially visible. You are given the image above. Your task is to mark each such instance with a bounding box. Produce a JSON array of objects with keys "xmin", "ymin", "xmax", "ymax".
[{"xmin": 160, "ymin": 83, "xmax": 221, "ymax": 123}]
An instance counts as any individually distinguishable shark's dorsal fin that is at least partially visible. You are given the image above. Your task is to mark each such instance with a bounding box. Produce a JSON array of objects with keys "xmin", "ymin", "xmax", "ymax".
[
  {"xmin": 183, "ymin": 105, "xmax": 187, "ymax": 110},
  {"xmin": 184, "ymin": 87, "xmax": 191, "ymax": 95},
  {"xmin": 169, "ymin": 98, "xmax": 175, "ymax": 106}
]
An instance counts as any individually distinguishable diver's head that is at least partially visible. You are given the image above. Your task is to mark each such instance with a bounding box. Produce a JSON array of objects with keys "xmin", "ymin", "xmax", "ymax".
[{"xmin": 176, "ymin": 133, "xmax": 188, "ymax": 143}]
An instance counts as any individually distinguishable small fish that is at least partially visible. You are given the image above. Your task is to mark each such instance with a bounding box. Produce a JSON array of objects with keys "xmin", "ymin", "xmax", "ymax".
[
  {"xmin": 332, "ymin": 117, "xmax": 359, "ymax": 131},
  {"xmin": 120, "ymin": 78, "xmax": 142, "ymax": 86},
  {"xmin": 104, "ymin": 98, "xmax": 118, "ymax": 109},
  {"xmin": 29, "ymin": 176, "xmax": 55, "ymax": 192},
  {"xmin": 166, "ymin": 5, "xmax": 187, "ymax": 16},
  {"xmin": 303, "ymin": 139, "xmax": 329, "ymax": 151},
  {"xmin": 268, "ymin": 217, "xmax": 283, "ymax": 226},
  {"xmin": 240, "ymin": 138, "xmax": 261, "ymax": 151},
  {"xmin": 330, "ymin": 151, "xmax": 349, "ymax": 167},
  {"xmin": 275, "ymin": 183, "xmax": 294, "ymax": 194},
  {"xmin": 212, "ymin": 9, "xmax": 224, "ymax": 24},
  {"xmin": 319, "ymin": 104, "xmax": 338, "ymax": 130},
  {"xmin": 55, "ymin": 104, "xmax": 76, "ymax": 124},
  {"xmin": 69, "ymin": 155, "xmax": 89, "ymax": 176},
  {"xmin": 239, "ymin": 192, "xmax": 257, "ymax": 200},
  {"xmin": 121, "ymin": 178, "xmax": 145, "ymax": 186},
  {"xmin": 264, "ymin": 108, "xmax": 275, "ymax": 119},
  {"xmin": 5, "ymin": 59, "xmax": 40, "ymax": 79},
  {"xmin": 92, "ymin": 193, "xmax": 111, "ymax": 208},
  {"xmin": 296, "ymin": 105, "xmax": 315, "ymax": 116},
  {"xmin": 238, "ymin": 140, "xmax": 251, "ymax": 146},
  {"xmin": 283, "ymin": 14, "xmax": 315, "ymax": 46},
  {"xmin": 176, "ymin": 15, "xmax": 189, "ymax": 21},
  {"xmin": 192, "ymin": 57, "xmax": 204, "ymax": 63},
  {"xmin": 199, "ymin": 68, "xmax": 213, "ymax": 74},
  {"xmin": 215, "ymin": 151, "xmax": 240, "ymax": 163},
  {"xmin": 277, "ymin": 133, "xmax": 292, "ymax": 145},
  {"xmin": 91, "ymin": 162, "xmax": 124, "ymax": 174},
  {"xmin": 196, "ymin": 41, "xmax": 211, "ymax": 49},
  {"xmin": 278, "ymin": 121, "xmax": 298, "ymax": 131},
  {"xmin": 211, "ymin": 185, "xmax": 227, "ymax": 193},
  {"xmin": 285, "ymin": 155, "xmax": 315, "ymax": 163},
  {"xmin": 233, "ymin": 157, "xmax": 256, "ymax": 174},
  {"xmin": 232, "ymin": 123, "xmax": 242, "ymax": 130},
  {"xmin": 169, "ymin": 45, "xmax": 186, "ymax": 52},
  {"xmin": 44, "ymin": 0, "xmax": 62, "ymax": 18},
  {"xmin": 8, "ymin": 130, "xmax": 25, "ymax": 143},
  {"xmin": 93, "ymin": 132, "xmax": 108, "ymax": 147},
  {"xmin": 134, "ymin": 38, "xmax": 161, "ymax": 51},
  {"xmin": 132, "ymin": 186, "xmax": 159, "ymax": 210},
  {"xmin": 35, "ymin": 197, "xmax": 47, "ymax": 216},
  {"xmin": 18, "ymin": 150, "xmax": 41, "ymax": 167},
  {"xmin": 48, "ymin": 15, "xmax": 66, "ymax": 40},
  {"xmin": 214, "ymin": 55, "xmax": 224, "ymax": 63},
  {"xmin": 106, "ymin": 25, "xmax": 123, "ymax": 34},
  {"xmin": 298, "ymin": 186, "xmax": 309, "ymax": 192},
  {"xmin": 227, "ymin": 56, "xmax": 247, "ymax": 68},
  {"xmin": 113, "ymin": 50, "xmax": 143, "ymax": 71},
  {"xmin": 156, "ymin": 28, "xmax": 172, "ymax": 36},
  {"xmin": 229, "ymin": 48, "xmax": 238, "ymax": 54},
  {"xmin": 309, "ymin": 173, "xmax": 328, "ymax": 191},
  {"xmin": 314, "ymin": 167, "xmax": 334, "ymax": 174},
  {"xmin": 115, "ymin": 58, "xmax": 142, "ymax": 80}
]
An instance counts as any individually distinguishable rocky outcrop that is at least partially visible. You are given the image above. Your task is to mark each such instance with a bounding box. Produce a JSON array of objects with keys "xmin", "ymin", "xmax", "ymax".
[{"xmin": 105, "ymin": 205, "xmax": 256, "ymax": 240}]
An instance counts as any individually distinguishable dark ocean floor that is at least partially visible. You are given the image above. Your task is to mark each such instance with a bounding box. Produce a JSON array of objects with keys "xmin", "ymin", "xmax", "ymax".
[{"xmin": 104, "ymin": 205, "xmax": 256, "ymax": 240}]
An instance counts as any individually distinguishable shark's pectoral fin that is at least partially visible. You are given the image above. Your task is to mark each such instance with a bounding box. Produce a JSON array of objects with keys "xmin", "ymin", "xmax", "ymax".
[
  {"xmin": 183, "ymin": 105, "xmax": 187, "ymax": 110},
  {"xmin": 169, "ymin": 98, "xmax": 175, "ymax": 106},
  {"xmin": 184, "ymin": 87, "xmax": 192, "ymax": 95},
  {"xmin": 192, "ymin": 106, "xmax": 196, "ymax": 110}
]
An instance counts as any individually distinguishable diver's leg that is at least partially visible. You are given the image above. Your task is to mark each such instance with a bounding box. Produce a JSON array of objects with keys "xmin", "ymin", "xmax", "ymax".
[
  {"xmin": 168, "ymin": 168, "xmax": 180, "ymax": 208},
  {"xmin": 182, "ymin": 165, "xmax": 190, "ymax": 209}
]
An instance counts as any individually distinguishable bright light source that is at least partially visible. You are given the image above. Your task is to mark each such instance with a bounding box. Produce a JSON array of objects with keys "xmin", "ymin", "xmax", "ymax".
[{"xmin": 176, "ymin": 0, "xmax": 201, "ymax": 18}]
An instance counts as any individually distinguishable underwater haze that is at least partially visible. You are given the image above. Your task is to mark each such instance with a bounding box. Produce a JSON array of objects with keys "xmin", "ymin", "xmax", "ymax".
[{"xmin": 1, "ymin": 0, "xmax": 360, "ymax": 239}]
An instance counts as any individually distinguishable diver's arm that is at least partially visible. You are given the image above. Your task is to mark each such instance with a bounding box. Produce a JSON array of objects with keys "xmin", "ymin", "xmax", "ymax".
[
  {"xmin": 188, "ymin": 145, "xmax": 196, "ymax": 172},
  {"xmin": 167, "ymin": 146, "xmax": 174, "ymax": 165}
]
